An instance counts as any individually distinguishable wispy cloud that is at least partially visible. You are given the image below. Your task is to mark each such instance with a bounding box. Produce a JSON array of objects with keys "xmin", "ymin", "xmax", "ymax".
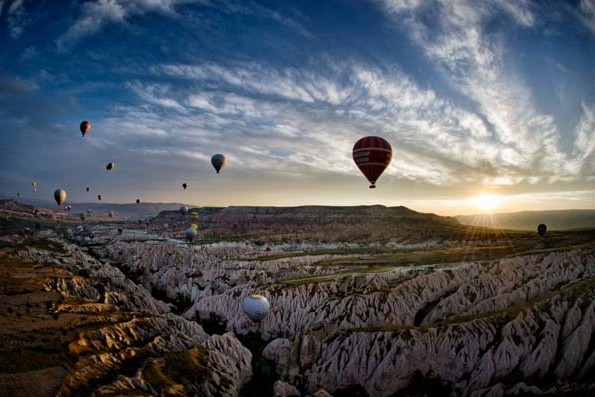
[
  {"xmin": 376, "ymin": 0, "xmax": 587, "ymax": 185},
  {"xmin": 6, "ymin": 0, "xmax": 28, "ymax": 38},
  {"xmin": 55, "ymin": 0, "xmax": 194, "ymax": 51},
  {"xmin": 579, "ymin": 0, "xmax": 595, "ymax": 33}
]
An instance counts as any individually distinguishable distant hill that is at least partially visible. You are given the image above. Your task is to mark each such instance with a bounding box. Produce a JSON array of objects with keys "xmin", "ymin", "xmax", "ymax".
[
  {"xmin": 455, "ymin": 209, "xmax": 595, "ymax": 230},
  {"xmin": 152, "ymin": 205, "xmax": 470, "ymax": 243},
  {"xmin": 0, "ymin": 196, "xmax": 191, "ymax": 219}
]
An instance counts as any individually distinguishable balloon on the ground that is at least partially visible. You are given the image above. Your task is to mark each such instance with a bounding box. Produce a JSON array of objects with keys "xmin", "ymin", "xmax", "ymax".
[
  {"xmin": 185, "ymin": 227, "xmax": 197, "ymax": 243},
  {"xmin": 538, "ymin": 224, "xmax": 547, "ymax": 237},
  {"xmin": 352, "ymin": 136, "xmax": 392, "ymax": 188},
  {"xmin": 242, "ymin": 294, "xmax": 270, "ymax": 322}
]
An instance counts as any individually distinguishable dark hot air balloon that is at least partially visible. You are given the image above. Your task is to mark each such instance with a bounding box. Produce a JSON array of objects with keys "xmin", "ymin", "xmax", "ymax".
[
  {"xmin": 86, "ymin": 187, "xmax": 90, "ymax": 192},
  {"xmin": 182, "ymin": 183, "xmax": 187, "ymax": 190},
  {"xmin": 180, "ymin": 206, "xmax": 188, "ymax": 215},
  {"xmin": 106, "ymin": 162, "xmax": 115, "ymax": 171},
  {"xmin": 97, "ymin": 194, "xmax": 102, "ymax": 201},
  {"xmin": 54, "ymin": 189, "xmax": 67, "ymax": 206},
  {"xmin": 80, "ymin": 121, "xmax": 91, "ymax": 137},
  {"xmin": 136, "ymin": 199, "xmax": 140, "ymax": 205},
  {"xmin": 211, "ymin": 154, "xmax": 226, "ymax": 174},
  {"xmin": 352, "ymin": 136, "xmax": 392, "ymax": 188},
  {"xmin": 185, "ymin": 227, "xmax": 197, "ymax": 243},
  {"xmin": 537, "ymin": 224, "xmax": 547, "ymax": 237}
]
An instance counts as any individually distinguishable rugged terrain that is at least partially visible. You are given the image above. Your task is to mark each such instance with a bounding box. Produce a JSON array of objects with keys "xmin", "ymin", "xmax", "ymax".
[{"xmin": 1, "ymin": 203, "xmax": 594, "ymax": 396}]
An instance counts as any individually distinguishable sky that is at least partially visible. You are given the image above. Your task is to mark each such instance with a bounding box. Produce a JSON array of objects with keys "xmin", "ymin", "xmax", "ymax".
[{"xmin": 0, "ymin": 0, "xmax": 594, "ymax": 216}]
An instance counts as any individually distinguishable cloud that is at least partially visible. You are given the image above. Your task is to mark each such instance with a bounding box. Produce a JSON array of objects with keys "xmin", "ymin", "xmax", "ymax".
[
  {"xmin": 579, "ymin": 0, "xmax": 595, "ymax": 33},
  {"xmin": 6, "ymin": 0, "xmax": 29, "ymax": 38},
  {"xmin": 55, "ymin": 0, "xmax": 311, "ymax": 51},
  {"xmin": 55, "ymin": 0, "xmax": 192, "ymax": 51},
  {"xmin": 376, "ymin": 0, "xmax": 585, "ymax": 184},
  {"xmin": 128, "ymin": 82, "xmax": 185, "ymax": 110}
]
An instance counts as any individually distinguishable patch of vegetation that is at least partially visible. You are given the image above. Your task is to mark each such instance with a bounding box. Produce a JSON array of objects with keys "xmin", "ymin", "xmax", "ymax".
[
  {"xmin": 142, "ymin": 347, "xmax": 209, "ymax": 392},
  {"xmin": 238, "ymin": 333, "xmax": 279, "ymax": 397}
]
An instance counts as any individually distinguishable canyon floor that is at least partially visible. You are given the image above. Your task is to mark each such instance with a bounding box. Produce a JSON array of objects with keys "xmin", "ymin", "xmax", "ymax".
[{"xmin": 1, "ymin": 204, "xmax": 595, "ymax": 396}]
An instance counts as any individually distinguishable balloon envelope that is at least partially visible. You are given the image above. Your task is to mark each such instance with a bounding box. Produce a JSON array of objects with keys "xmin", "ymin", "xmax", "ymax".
[
  {"xmin": 80, "ymin": 121, "xmax": 91, "ymax": 136},
  {"xmin": 86, "ymin": 187, "xmax": 90, "ymax": 192},
  {"xmin": 352, "ymin": 136, "xmax": 392, "ymax": 188},
  {"xmin": 185, "ymin": 227, "xmax": 197, "ymax": 242},
  {"xmin": 182, "ymin": 183, "xmax": 187, "ymax": 190},
  {"xmin": 108, "ymin": 211, "xmax": 113, "ymax": 218},
  {"xmin": 537, "ymin": 224, "xmax": 547, "ymax": 237},
  {"xmin": 136, "ymin": 199, "xmax": 140, "ymax": 204},
  {"xmin": 54, "ymin": 189, "xmax": 67, "ymax": 206},
  {"xmin": 242, "ymin": 294, "xmax": 270, "ymax": 322},
  {"xmin": 211, "ymin": 154, "xmax": 226, "ymax": 173},
  {"xmin": 191, "ymin": 223, "xmax": 198, "ymax": 231},
  {"xmin": 180, "ymin": 206, "xmax": 188, "ymax": 215},
  {"xmin": 97, "ymin": 194, "xmax": 102, "ymax": 201},
  {"xmin": 106, "ymin": 162, "xmax": 115, "ymax": 171}
]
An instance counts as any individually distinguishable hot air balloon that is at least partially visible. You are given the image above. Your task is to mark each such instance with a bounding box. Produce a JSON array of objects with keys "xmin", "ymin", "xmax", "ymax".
[
  {"xmin": 80, "ymin": 213, "xmax": 86, "ymax": 221},
  {"xmin": 31, "ymin": 181, "xmax": 36, "ymax": 192},
  {"xmin": 191, "ymin": 223, "xmax": 198, "ymax": 231},
  {"xmin": 352, "ymin": 136, "xmax": 392, "ymax": 188},
  {"xmin": 117, "ymin": 228, "xmax": 123, "ymax": 235},
  {"xmin": 106, "ymin": 162, "xmax": 115, "ymax": 171},
  {"xmin": 17, "ymin": 192, "xmax": 20, "ymax": 198},
  {"xmin": 80, "ymin": 121, "xmax": 91, "ymax": 137},
  {"xmin": 86, "ymin": 187, "xmax": 90, "ymax": 192},
  {"xmin": 86, "ymin": 208, "xmax": 91, "ymax": 215},
  {"xmin": 54, "ymin": 189, "xmax": 67, "ymax": 206},
  {"xmin": 242, "ymin": 294, "xmax": 270, "ymax": 322},
  {"xmin": 180, "ymin": 206, "xmax": 188, "ymax": 215},
  {"xmin": 136, "ymin": 199, "xmax": 140, "ymax": 205},
  {"xmin": 185, "ymin": 227, "xmax": 197, "ymax": 243},
  {"xmin": 211, "ymin": 154, "xmax": 226, "ymax": 174},
  {"xmin": 537, "ymin": 224, "xmax": 547, "ymax": 237},
  {"xmin": 182, "ymin": 183, "xmax": 188, "ymax": 190},
  {"xmin": 190, "ymin": 212, "xmax": 199, "ymax": 221},
  {"xmin": 108, "ymin": 211, "xmax": 113, "ymax": 218},
  {"xmin": 97, "ymin": 194, "xmax": 102, "ymax": 201}
]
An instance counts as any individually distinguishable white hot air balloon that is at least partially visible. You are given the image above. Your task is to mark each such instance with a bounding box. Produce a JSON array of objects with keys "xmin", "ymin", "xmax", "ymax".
[{"xmin": 242, "ymin": 294, "xmax": 270, "ymax": 322}]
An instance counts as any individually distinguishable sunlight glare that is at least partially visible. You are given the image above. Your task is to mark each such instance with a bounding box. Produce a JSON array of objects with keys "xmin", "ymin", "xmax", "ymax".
[{"xmin": 470, "ymin": 194, "xmax": 503, "ymax": 212}]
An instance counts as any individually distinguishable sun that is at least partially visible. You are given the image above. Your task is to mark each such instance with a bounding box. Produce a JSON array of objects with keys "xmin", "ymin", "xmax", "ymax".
[{"xmin": 470, "ymin": 194, "xmax": 503, "ymax": 212}]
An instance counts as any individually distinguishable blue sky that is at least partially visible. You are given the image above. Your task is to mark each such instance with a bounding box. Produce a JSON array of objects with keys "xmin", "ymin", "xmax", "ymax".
[{"xmin": 1, "ymin": 0, "xmax": 595, "ymax": 215}]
